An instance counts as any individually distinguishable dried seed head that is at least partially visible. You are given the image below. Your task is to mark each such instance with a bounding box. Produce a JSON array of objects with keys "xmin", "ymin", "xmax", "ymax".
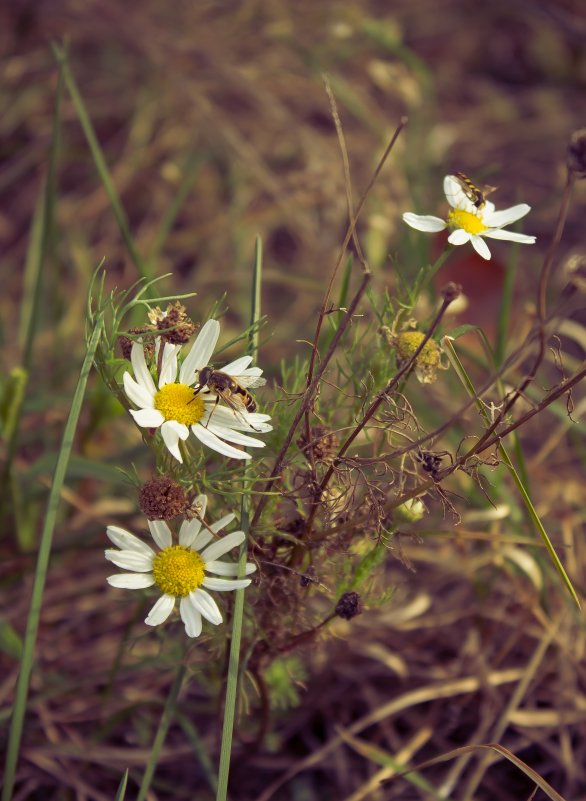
[
  {"xmin": 395, "ymin": 331, "xmax": 442, "ymax": 384},
  {"xmin": 567, "ymin": 129, "xmax": 586, "ymax": 178},
  {"xmin": 118, "ymin": 327, "xmax": 155, "ymax": 361},
  {"xmin": 297, "ymin": 425, "xmax": 339, "ymax": 463},
  {"xmin": 150, "ymin": 302, "xmax": 198, "ymax": 344},
  {"xmin": 138, "ymin": 475, "xmax": 190, "ymax": 520},
  {"xmin": 335, "ymin": 591, "xmax": 363, "ymax": 620}
]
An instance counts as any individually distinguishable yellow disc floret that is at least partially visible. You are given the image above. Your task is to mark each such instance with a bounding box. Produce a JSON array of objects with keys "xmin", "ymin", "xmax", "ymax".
[
  {"xmin": 396, "ymin": 332, "xmax": 440, "ymax": 367},
  {"xmin": 154, "ymin": 384, "xmax": 205, "ymax": 425},
  {"xmin": 152, "ymin": 545, "xmax": 205, "ymax": 597},
  {"xmin": 395, "ymin": 331, "xmax": 444, "ymax": 384},
  {"xmin": 448, "ymin": 208, "xmax": 487, "ymax": 235}
]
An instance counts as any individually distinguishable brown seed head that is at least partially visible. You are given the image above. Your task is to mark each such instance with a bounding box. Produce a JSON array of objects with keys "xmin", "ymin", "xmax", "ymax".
[
  {"xmin": 152, "ymin": 302, "xmax": 198, "ymax": 344},
  {"xmin": 297, "ymin": 425, "xmax": 339, "ymax": 463},
  {"xmin": 139, "ymin": 475, "xmax": 190, "ymax": 520},
  {"xmin": 118, "ymin": 327, "xmax": 155, "ymax": 360}
]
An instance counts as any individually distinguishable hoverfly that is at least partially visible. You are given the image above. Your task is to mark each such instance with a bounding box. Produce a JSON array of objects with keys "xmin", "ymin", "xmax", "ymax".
[
  {"xmin": 191, "ymin": 366, "xmax": 266, "ymax": 426},
  {"xmin": 451, "ymin": 172, "xmax": 496, "ymax": 210}
]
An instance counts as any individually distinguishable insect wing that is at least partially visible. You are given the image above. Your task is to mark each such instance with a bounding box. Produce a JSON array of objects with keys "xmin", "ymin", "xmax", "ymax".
[
  {"xmin": 231, "ymin": 375, "xmax": 267, "ymax": 389},
  {"xmin": 445, "ymin": 174, "xmax": 473, "ymax": 209}
]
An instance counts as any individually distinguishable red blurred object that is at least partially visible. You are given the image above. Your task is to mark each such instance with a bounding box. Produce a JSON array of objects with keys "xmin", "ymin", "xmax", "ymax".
[{"xmin": 433, "ymin": 232, "xmax": 506, "ymax": 342}]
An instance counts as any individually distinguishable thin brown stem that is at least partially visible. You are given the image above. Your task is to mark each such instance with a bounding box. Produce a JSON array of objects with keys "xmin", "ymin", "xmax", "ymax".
[
  {"xmin": 306, "ymin": 118, "xmax": 407, "ymax": 387},
  {"xmin": 384, "ymin": 360, "xmax": 586, "ymax": 512},
  {"xmin": 250, "ymin": 271, "xmax": 372, "ymax": 529},
  {"xmin": 453, "ymin": 167, "xmax": 576, "ymax": 465}
]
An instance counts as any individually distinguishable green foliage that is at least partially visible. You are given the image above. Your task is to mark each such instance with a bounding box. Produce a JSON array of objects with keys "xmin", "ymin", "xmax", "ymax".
[{"xmin": 264, "ymin": 656, "xmax": 307, "ymax": 710}]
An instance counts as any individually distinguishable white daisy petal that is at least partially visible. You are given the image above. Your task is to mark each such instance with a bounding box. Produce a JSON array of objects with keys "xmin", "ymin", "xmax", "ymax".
[
  {"xmin": 105, "ymin": 549, "xmax": 153, "ymax": 572},
  {"xmin": 242, "ymin": 413, "xmax": 272, "ymax": 429},
  {"xmin": 202, "ymin": 405, "xmax": 271, "ymax": 432},
  {"xmin": 123, "ymin": 373, "xmax": 155, "ymax": 410},
  {"xmin": 447, "ymin": 229, "xmax": 471, "ymax": 246},
  {"xmin": 107, "ymin": 573, "xmax": 155, "ymax": 589},
  {"xmin": 191, "ymin": 423, "xmax": 252, "ymax": 460},
  {"xmin": 190, "ymin": 528, "xmax": 214, "ymax": 552},
  {"xmin": 106, "ymin": 526, "xmax": 156, "ymax": 556},
  {"xmin": 130, "ymin": 408, "xmax": 165, "ymax": 428},
  {"xmin": 189, "ymin": 514, "xmax": 236, "ymax": 555},
  {"xmin": 402, "ymin": 213, "xmax": 446, "ymax": 233},
  {"xmin": 160, "ymin": 420, "xmax": 190, "ymax": 462},
  {"xmin": 180, "ymin": 597, "xmax": 202, "ymax": 638},
  {"xmin": 443, "ymin": 175, "xmax": 475, "ymax": 211},
  {"xmin": 201, "ymin": 530, "xmax": 245, "ymax": 562},
  {"xmin": 203, "ymin": 577, "xmax": 251, "ymax": 591},
  {"xmin": 206, "ymin": 424, "xmax": 267, "ymax": 448},
  {"xmin": 470, "ymin": 235, "xmax": 492, "ymax": 260},
  {"xmin": 189, "ymin": 588, "xmax": 223, "ymax": 625},
  {"xmin": 221, "ymin": 355, "xmax": 253, "ymax": 374},
  {"xmin": 179, "ymin": 518, "xmax": 202, "ymax": 548},
  {"xmin": 148, "ymin": 520, "xmax": 173, "ymax": 550},
  {"xmin": 205, "ymin": 560, "xmax": 257, "ymax": 576},
  {"xmin": 210, "ymin": 513, "xmax": 236, "ymax": 534},
  {"xmin": 158, "ymin": 343, "xmax": 179, "ymax": 387},
  {"xmin": 482, "ymin": 203, "xmax": 531, "ymax": 228},
  {"xmin": 130, "ymin": 342, "xmax": 157, "ymax": 395},
  {"xmin": 482, "ymin": 229, "xmax": 536, "ymax": 244},
  {"xmin": 179, "ymin": 319, "xmax": 220, "ymax": 384},
  {"xmin": 145, "ymin": 594, "xmax": 176, "ymax": 626}
]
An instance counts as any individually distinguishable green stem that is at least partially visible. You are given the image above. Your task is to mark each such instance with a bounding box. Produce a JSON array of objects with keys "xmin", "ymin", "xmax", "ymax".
[
  {"xmin": 215, "ymin": 237, "xmax": 263, "ymax": 801},
  {"xmin": 443, "ymin": 338, "xmax": 580, "ymax": 610},
  {"xmin": 2, "ymin": 315, "xmax": 105, "ymax": 801},
  {"xmin": 51, "ymin": 42, "xmax": 148, "ymax": 283}
]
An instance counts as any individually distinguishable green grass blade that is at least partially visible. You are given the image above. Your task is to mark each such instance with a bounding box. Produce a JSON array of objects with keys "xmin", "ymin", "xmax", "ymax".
[
  {"xmin": 114, "ymin": 770, "xmax": 129, "ymax": 801},
  {"xmin": 443, "ymin": 338, "xmax": 581, "ymax": 610},
  {"xmin": 20, "ymin": 56, "xmax": 63, "ymax": 368},
  {"xmin": 495, "ymin": 245, "xmax": 518, "ymax": 365},
  {"xmin": 216, "ymin": 236, "xmax": 263, "ymax": 801},
  {"xmin": 1, "ymin": 58, "xmax": 65, "ymax": 528},
  {"xmin": 51, "ymin": 42, "xmax": 147, "ymax": 282},
  {"xmin": 1, "ymin": 314, "xmax": 105, "ymax": 801}
]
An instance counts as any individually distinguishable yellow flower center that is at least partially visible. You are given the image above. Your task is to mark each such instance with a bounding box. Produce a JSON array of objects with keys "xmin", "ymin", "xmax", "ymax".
[
  {"xmin": 152, "ymin": 545, "xmax": 205, "ymax": 597},
  {"xmin": 448, "ymin": 208, "xmax": 487, "ymax": 235},
  {"xmin": 154, "ymin": 383, "xmax": 205, "ymax": 425}
]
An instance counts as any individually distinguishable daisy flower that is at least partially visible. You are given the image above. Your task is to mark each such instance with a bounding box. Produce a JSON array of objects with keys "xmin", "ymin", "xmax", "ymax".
[
  {"xmin": 105, "ymin": 495, "xmax": 256, "ymax": 637},
  {"xmin": 123, "ymin": 319, "xmax": 272, "ymax": 462},
  {"xmin": 403, "ymin": 175, "xmax": 536, "ymax": 261}
]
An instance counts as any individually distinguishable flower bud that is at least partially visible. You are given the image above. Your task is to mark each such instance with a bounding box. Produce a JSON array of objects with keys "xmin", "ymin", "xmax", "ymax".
[{"xmin": 335, "ymin": 591, "xmax": 363, "ymax": 620}]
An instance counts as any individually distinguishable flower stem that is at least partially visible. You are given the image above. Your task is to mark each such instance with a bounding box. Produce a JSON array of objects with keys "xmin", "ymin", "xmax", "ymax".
[{"xmin": 215, "ymin": 236, "xmax": 263, "ymax": 801}]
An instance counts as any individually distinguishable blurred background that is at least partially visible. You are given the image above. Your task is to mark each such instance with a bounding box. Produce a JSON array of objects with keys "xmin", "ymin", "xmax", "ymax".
[{"xmin": 1, "ymin": 1, "xmax": 586, "ymax": 800}]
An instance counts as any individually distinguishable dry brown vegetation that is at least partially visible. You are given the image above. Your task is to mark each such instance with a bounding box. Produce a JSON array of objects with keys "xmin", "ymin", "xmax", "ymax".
[{"xmin": 1, "ymin": 2, "xmax": 586, "ymax": 800}]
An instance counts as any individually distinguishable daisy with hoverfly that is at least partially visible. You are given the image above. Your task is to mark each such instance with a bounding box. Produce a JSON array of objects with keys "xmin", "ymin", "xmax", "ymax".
[{"xmin": 403, "ymin": 174, "xmax": 536, "ymax": 260}]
